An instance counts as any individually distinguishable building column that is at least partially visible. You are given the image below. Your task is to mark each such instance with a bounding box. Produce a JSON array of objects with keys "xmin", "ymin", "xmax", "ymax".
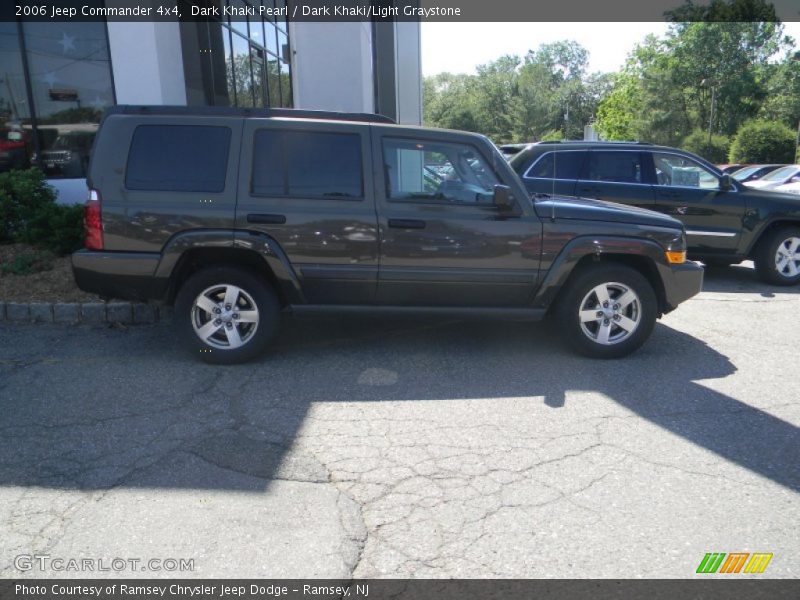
[{"xmin": 106, "ymin": 21, "xmax": 187, "ymax": 105}]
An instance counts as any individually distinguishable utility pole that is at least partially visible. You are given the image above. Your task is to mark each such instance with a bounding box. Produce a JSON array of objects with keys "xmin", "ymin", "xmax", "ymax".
[{"xmin": 701, "ymin": 78, "xmax": 716, "ymax": 147}]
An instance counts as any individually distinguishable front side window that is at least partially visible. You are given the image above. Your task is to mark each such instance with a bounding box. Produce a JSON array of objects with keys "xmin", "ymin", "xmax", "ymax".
[
  {"xmin": 126, "ymin": 125, "xmax": 231, "ymax": 192},
  {"xmin": 652, "ymin": 152, "xmax": 720, "ymax": 190},
  {"xmin": 252, "ymin": 130, "xmax": 363, "ymax": 198},
  {"xmin": 382, "ymin": 138, "xmax": 499, "ymax": 204},
  {"xmin": 587, "ymin": 151, "xmax": 643, "ymax": 184},
  {"xmin": 524, "ymin": 151, "xmax": 585, "ymax": 180}
]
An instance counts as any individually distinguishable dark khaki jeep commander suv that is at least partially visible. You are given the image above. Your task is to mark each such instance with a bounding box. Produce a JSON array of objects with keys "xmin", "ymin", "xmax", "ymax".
[{"xmin": 73, "ymin": 106, "xmax": 702, "ymax": 363}]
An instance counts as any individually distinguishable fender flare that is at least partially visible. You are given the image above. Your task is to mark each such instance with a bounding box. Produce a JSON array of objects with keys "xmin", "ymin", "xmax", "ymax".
[
  {"xmin": 531, "ymin": 235, "xmax": 669, "ymax": 310},
  {"xmin": 153, "ymin": 229, "xmax": 305, "ymax": 304}
]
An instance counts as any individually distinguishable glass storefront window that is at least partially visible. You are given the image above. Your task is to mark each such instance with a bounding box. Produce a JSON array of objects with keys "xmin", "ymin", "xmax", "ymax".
[
  {"xmin": 250, "ymin": 46, "xmax": 266, "ymax": 108},
  {"xmin": 181, "ymin": 7, "xmax": 291, "ymax": 111},
  {"xmin": 22, "ymin": 21, "xmax": 113, "ymax": 179},
  {"xmin": 0, "ymin": 22, "xmax": 32, "ymax": 173},
  {"xmin": 264, "ymin": 21, "xmax": 279, "ymax": 57},
  {"xmin": 280, "ymin": 60, "xmax": 292, "ymax": 108},
  {"xmin": 231, "ymin": 32, "xmax": 254, "ymax": 107},
  {"xmin": 222, "ymin": 25, "xmax": 235, "ymax": 106},
  {"xmin": 229, "ymin": 0, "xmax": 250, "ymax": 38},
  {"xmin": 267, "ymin": 57, "xmax": 281, "ymax": 107}
]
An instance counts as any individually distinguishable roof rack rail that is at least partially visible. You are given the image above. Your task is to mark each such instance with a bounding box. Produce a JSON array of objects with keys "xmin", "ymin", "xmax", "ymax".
[
  {"xmin": 535, "ymin": 140, "xmax": 649, "ymax": 145},
  {"xmin": 105, "ymin": 105, "xmax": 397, "ymax": 124}
]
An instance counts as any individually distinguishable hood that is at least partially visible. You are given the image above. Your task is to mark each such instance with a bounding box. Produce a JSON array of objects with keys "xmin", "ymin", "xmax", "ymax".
[{"xmin": 533, "ymin": 195, "xmax": 683, "ymax": 230}]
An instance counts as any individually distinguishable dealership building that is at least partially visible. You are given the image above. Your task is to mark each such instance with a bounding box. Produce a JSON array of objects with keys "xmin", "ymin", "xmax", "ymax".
[{"xmin": 0, "ymin": 5, "xmax": 421, "ymax": 203}]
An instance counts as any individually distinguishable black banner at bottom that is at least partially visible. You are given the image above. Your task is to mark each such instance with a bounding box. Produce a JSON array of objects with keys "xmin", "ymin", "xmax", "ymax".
[{"xmin": 1, "ymin": 580, "xmax": 799, "ymax": 600}]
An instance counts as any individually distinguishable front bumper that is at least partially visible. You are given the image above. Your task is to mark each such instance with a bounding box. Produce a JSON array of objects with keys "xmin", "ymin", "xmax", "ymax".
[{"xmin": 661, "ymin": 260, "xmax": 704, "ymax": 313}]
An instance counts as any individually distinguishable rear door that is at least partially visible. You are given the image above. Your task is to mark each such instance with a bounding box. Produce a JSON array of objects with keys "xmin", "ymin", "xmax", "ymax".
[
  {"xmin": 236, "ymin": 119, "xmax": 379, "ymax": 304},
  {"xmin": 576, "ymin": 150, "xmax": 655, "ymax": 207}
]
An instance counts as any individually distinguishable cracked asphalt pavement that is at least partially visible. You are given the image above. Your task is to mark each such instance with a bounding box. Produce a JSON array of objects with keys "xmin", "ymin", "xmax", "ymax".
[{"xmin": 1, "ymin": 263, "xmax": 798, "ymax": 578}]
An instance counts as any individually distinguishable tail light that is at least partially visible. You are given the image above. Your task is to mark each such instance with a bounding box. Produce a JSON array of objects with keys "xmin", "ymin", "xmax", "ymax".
[{"xmin": 84, "ymin": 189, "xmax": 103, "ymax": 250}]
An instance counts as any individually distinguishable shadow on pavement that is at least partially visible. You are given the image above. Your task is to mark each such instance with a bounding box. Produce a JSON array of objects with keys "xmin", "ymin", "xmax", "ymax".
[
  {"xmin": 700, "ymin": 261, "xmax": 800, "ymax": 296},
  {"xmin": 0, "ymin": 313, "xmax": 798, "ymax": 493}
]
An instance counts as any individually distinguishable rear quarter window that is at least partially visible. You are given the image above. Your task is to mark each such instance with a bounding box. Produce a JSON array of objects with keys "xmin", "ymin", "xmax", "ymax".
[
  {"xmin": 522, "ymin": 151, "xmax": 586, "ymax": 180},
  {"xmin": 125, "ymin": 125, "xmax": 231, "ymax": 192}
]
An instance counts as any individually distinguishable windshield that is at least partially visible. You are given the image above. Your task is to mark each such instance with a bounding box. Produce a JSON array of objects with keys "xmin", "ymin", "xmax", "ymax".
[
  {"xmin": 732, "ymin": 166, "xmax": 759, "ymax": 181},
  {"xmin": 762, "ymin": 165, "xmax": 800, "ymax": 182}
]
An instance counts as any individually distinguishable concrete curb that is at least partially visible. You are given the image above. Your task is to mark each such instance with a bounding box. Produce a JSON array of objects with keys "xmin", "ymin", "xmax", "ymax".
[{"xmin": 0, "ymin": 301, "xmax": 172, "ymax": 325}]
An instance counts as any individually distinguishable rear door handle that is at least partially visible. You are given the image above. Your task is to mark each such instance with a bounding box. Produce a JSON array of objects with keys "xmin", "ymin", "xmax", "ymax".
[
  {"xmin": 388, "ymin": 218, "xmax": 426, "ymax": 230},
  {"xmin": 247, "ymin": 213, "xmax": 286, "ymax": 224}
]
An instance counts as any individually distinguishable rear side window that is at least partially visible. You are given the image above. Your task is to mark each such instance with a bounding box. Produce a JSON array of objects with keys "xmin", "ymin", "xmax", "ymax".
[
  {"xmin": 126, "ymin": 125, "xmax": 231, "ymax": 192},
  {"xmin": 587, "ymin": 151, "xmax": 643, "ymax": 184},
  {"xmin": 252, "ymin": 130, "xmax": 363, "ymax": 198},
  {"xmin": 525, "ymin": 151, "xmax": 585, "ymax": 180}
]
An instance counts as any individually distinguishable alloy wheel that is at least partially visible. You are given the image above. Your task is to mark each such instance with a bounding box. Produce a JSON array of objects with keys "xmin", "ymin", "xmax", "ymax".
[
  {"xmin": 578, "ymin": 282, "xmax": 641, "ymax": 345},
  {"xmin": 191, "ymin": 284, "xmax": 259, "ymax": 350},
  {"xmin": 774, "ymin": 236, "xmax": 800, "ymax": 278}
]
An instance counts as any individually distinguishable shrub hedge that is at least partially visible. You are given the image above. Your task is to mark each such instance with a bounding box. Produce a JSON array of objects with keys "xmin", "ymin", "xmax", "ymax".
[
  {"xmin": 0, "ymin": 168, "xmax": 84, "ymax": 256},
  {"xmin": 728, "ymin": 120, "xmax": 796, "ymax": 164}
]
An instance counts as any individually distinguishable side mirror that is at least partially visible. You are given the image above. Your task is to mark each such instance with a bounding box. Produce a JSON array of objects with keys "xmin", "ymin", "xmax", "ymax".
[
  {"xmin": 493, "ymin": 184, "xmax": 514, "ymax": 210},
  {"xmin": 719, "ymin": 173, "xmax": 733, "ymax": 191}
]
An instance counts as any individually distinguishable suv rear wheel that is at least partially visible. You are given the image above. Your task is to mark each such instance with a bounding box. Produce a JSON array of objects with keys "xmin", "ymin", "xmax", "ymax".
[
  {"xmin": 556, "ymin": 264, "xmax": 657, "ymax": 359},
  {"xmin": 754, "ymin": 227, "xmax": 800, "ymax": 286},
  {"xmin": 174, "ymin": 266, "xmax": 280, "ymax": 364}
]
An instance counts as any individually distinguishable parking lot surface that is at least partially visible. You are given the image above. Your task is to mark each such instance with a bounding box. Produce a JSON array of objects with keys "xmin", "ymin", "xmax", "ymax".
[{"xmin": 1, "ymin": 263, "xmax": 798, "ymax": 578}]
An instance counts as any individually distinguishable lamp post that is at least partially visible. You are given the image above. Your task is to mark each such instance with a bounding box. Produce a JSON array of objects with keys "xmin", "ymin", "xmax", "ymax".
[{"xmin": 701, "ymin": 78, "xmax": 716, "ymax": 147}]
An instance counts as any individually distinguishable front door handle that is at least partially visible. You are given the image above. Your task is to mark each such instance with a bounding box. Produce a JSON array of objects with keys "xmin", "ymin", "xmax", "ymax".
[
  {"xmin": 388, "ymin": 218, "xmax": 426, "ymax": 230},
  {"xmin": 247, "ymin": 213, "xmax": 286, "ymax": 224}
]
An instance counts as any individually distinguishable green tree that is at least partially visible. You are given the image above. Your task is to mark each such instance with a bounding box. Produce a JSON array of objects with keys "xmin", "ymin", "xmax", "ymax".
[{"xmin": 728, "ymin": 120, "xmax": 796, "ymax": 162}]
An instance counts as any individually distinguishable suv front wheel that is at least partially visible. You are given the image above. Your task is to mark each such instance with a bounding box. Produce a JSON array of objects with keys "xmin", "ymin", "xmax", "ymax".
[
  {"xmin": 754, "ymin": 227, "xmax": 800, "ymax": 286},
  {"xmin": 174, "ymin": 266, "xmax": 280, "ymax": 364},
  {"xmin": 556, "ymin": 264, "xmax": 658, "ymax": 359}
]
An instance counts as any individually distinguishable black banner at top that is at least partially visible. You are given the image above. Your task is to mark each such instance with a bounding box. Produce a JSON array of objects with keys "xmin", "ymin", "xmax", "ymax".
[{"xmin": 3, "ymin": 0, "xmax": 800, "ymax": 22}]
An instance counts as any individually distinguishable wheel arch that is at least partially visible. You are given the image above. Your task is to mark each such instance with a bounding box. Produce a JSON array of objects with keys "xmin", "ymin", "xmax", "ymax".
[
  {"xmin": 155, "ymin": 229, "xmax": 304, "ymax": 306},
  {"xmin": 746, "ymin": 219, "xmax": 800, "ymax": 258},
  {"xmin": 534, "ymin": 236, "xmax": 669, "ymax": 315}
]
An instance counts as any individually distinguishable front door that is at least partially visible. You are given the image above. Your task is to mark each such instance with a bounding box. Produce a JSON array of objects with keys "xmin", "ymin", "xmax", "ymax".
[
  {"xmin": 372, "ymin": 131, "xmax": 542, "ymax": 306},
  {"xmin": 647, "ymin": 151, "xmax": 745, "ymax": 254}
]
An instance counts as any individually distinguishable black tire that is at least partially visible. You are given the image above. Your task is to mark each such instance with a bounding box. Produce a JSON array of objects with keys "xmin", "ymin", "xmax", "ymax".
[
  {"xmin": 555, "ymin": 264, "xmax": 658, "ymax": 359},
  {"xmin": 174, "ymin": 266, "xmax": 281, "ymax": 364},
  {"xmin": 754, "ymin": 227, "xmax": 800, "ymax": 286}
]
